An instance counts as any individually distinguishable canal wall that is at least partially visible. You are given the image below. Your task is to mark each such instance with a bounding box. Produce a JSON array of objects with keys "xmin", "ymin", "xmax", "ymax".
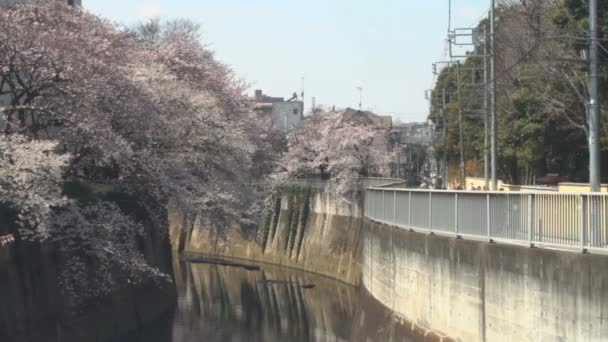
[
  {"xmin": 363, "ymin": 220, "xmax": 608, "ymax": 342},
  {"xmin": 171, "ymin": 185, "xmax": 608, "ymax": 341},
  {"xmin": 169, "ymin": 186, "xmax": 364, "ymax": 285},
  {"xmin": 1, "ymin": 242, "xmax": 176, "ymax": 342},
  {"xmin": 0, "ymin": 197, "xmax": 176, "ymax": 342}
]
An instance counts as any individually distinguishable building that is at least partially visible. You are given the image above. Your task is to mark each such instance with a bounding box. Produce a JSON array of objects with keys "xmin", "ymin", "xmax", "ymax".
[
  {"xmin": 253, "ymin": 89, "xmax": 304, "ymax": 131},
  {"xmin": 389, "ymin": 122, "xmax": 435, "ymax": 185},
  {"xmin": 392, "ymin": 122, "xmax": 433, "ymax": 145}
]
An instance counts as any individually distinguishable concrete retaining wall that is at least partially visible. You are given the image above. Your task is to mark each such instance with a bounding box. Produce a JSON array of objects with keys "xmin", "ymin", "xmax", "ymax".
[
  {"xmin": 169, "ymin": 187, "xmax": 364, "ymax": 285},
  {"xmin": 363, "ymin": 220, "xmax": 608, "ymax": 342},
  {"xmin": 0, "ymin": 192, "xmax": 176, "ymax": 342},
  {"xmin": 171, "ymin": 185, "xmax": 608, "ymax": 341}
]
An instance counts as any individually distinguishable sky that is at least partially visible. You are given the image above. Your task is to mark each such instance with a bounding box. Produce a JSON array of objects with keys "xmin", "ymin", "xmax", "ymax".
[{"xmin": 85, "ymin": 0, "xmax": 490, "ymax": 123}]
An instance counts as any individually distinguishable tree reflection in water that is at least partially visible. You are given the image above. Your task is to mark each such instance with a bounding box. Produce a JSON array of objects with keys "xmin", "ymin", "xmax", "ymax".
[{"xmin": 117, "ymin": 259, "xmax": 416, "ymax": 342}]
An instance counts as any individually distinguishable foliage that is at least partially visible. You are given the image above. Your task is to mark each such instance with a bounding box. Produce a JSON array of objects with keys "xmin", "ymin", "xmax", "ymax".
[
  {"xmin": 0, "ymin": 135, "xmax": 69, "ymax": 240},
  {"xmin": 0, "ymin": 1, "xmax": 277, "ymax": 301},
  {"xmin": 274, "ymin": 109, "xmax": 395, "ymax": 199},
  {"xmin": 430, "ymin": 0, "xmax": 608, "ymax": 184}
]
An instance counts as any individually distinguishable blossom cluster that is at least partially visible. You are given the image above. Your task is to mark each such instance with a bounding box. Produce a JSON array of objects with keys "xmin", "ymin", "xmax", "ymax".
[
  {"xmin": 274, "ymin": 109, "xmax": 396, "ymax": 200},
  {"xmin": 0, "ymin": 1, "xmax": 278, "ymax": 300}
]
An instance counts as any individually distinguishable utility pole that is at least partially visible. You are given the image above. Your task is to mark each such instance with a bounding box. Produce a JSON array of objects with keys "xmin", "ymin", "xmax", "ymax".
[
  {"xmin": 442, "ymin": 88, "xmax": 448, "ymax": 187},
  {"xmin": 589, "ymin": 0, "xmax": 601, "ymax": 192},
  {"xmin": 357, "ymin": 86, "xmax": 363, "ymax": 110},
  {"xmin": 456, "ymin": 62, "xmax": 466, "ymax": 184},
  {"xmin": 425, "ymin": 89, "xmax": 437, "ymax": 179},
  {"xmin": 445, "ymin": 2, "xmax": 491, "ymax": 189},
  {"xmin": 301, "ymin": 76, "xmax": 305, "ymax": 113},
  {"xmin": 490, "ymin": 0, "xmax": 498, "ymax": 190},
  {"xmin": 483, "ymin": 24, "xmax": 490, "ymax": 189}
]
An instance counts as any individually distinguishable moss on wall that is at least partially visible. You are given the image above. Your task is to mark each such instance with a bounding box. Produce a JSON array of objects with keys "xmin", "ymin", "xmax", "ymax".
[{"xmin": 171, "ymin": 186, "xmax": 363, "ymax": 285}]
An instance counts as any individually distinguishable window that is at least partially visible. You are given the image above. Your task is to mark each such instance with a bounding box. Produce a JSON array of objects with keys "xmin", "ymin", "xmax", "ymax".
[{"xmin": 293, "ymin": 108, "xmax": 298, "ymax": 115}]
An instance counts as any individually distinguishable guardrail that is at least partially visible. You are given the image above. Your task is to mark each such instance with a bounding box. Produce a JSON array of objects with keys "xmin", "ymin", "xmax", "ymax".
[
  {"xmin": 365, "ymin": 188, "xmax": 608, "ymax": 254},
  {"xmin": 287, "ymin": 177, "xmax": 405, "ymax": 190}
]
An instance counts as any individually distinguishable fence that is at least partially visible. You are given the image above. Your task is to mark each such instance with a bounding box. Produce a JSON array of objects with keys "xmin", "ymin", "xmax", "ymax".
[
  {"xmin": 365, "ymin": 187, "xmax": 608, "ymax": 254},
  {"xmin": 287, "ymin": 177, "xmax": 405, "ymax": 190}
]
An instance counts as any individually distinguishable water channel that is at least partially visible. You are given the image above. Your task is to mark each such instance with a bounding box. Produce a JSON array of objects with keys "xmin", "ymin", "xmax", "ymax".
[{"xmin": 116, "ymin": 258, "xmax": 417, "ymax": 342}]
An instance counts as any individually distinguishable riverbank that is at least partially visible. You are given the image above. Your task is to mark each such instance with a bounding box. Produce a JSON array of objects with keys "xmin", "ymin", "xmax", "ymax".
[
  {"xmin": 169, "ymin": 187, "xmax": 364, "ymax": 285},
  {"xmin": 0, "ymin": 224, "xmax": 176, "ymax": 342},
  {"xmin": 170, "ymin": 186, "xmax": 455, "ymax": 341},
  {"xmin": 364, "ymin": 220, "xmax": 608, "ymax": 341},
  {"xmin": 173, "ymin": 183, "xmax": 608, "ymax": 341},
  {"xmin": 157, "ymin": 255, "xmax": 422, "ymax": 342}
]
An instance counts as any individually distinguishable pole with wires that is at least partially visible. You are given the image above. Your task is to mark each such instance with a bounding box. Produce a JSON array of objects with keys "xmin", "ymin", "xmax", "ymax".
[
  {"xmin": 490, "ymin": 0, "xmax": 497, "ymax": 190},
  {"xmin": 589, "ymin": 0, "xmax": 601, "ymax": 192},
  {"xmin": 483, "ymin": 24, "xmax": 490, "ymax": 189},
  {"xmin": 442, "ymin": 88, "xmax": 448, "ymax": 187},
  {"xmin": 456, "ymin": 62, "xmax": 466, "ymax": 184}
]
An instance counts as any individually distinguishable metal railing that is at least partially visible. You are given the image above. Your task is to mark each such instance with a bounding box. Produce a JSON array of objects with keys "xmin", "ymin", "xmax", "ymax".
[
  {"xmin": 287, "ymin": 177, "xmax": 405, "ymax": 190},
  {"xmin": 365, "ymin": 188, "xmax": 608, "ymax": 254}
]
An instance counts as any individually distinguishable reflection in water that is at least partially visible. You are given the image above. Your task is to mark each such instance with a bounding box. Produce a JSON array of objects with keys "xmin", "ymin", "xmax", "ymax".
[{"xmin": 118, "ymin": 259, "xmax": 416, "ymax": 342}]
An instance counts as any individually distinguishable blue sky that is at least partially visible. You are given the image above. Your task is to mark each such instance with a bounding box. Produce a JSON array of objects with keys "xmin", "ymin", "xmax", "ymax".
[{"xmin": 85, "ymin": 0, "xmax": 490, "ymax": 123}]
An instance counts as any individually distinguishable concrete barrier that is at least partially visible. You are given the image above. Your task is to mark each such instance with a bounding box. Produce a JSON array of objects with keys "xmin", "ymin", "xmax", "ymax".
[
  {"xmin": 363, "ymin": 220, "xmax": 608, "ymax": 342},
  {"xmin": 170, "ymin": 187, "xmax": 364, "ymax": 285}
]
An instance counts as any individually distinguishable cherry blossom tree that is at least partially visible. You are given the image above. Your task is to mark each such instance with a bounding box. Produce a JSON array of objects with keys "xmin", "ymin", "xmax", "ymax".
[
  {"xmin": 0, "ymin": 135, "xmax": 69, "ymax": 240},
  {"xmin": 0, "ymin": 1, "xmax": 278, "ymax": 301},
  {"xmin": 274, "ymin": 109, "xmax": 396, "ymax": 198},
  {"xmin": 0, "ymin": 135, "xmax": 167, "ymax": 302},
  {"xmin": 128, "ymin": 17, "xmax": 281, "ymax": 224}
]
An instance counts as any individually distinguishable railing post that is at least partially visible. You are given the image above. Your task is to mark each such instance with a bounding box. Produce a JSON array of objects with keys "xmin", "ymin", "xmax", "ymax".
[
  {"xmin": 382, "ymin": 190, "xmax": 386, "ymax": 223},
  {"xmin": 365, "ymin": 190, "xmax": 368, "ymax": 218},
  {"xmin": 455, "ymin": 193, "xmax": 459, "ymax": 236},
  {"xmin": 393, "ymin": 191, "xmax": 397, "ymax": 225},
  {"xmin": 580, "ymin": 194, "xmax": 586, "ymax": 253},
  {"xmin": 487, "ymin": 193, "xmax": 491, "ymax": 242},
  {"xmin": 373, "ymin": 190, "xmax": 377, "ymax": 220},
  {"xmin": 527, "ymin": 194, "xmax": 533, "ymax": 247},
  {"xmin": 429, "ymin": 192, "xmax": 433, "ymax": 231},
  {"xmin": 408, "ymin": 191, "xmax": 412, "ymax": 228}
]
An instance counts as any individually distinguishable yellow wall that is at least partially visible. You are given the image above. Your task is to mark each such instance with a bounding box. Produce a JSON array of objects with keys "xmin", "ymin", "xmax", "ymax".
[
  {"xmin": 464, "ymin": 177, "xmax": 508, "ymax": 191},
  {"xmin": 558, "ymin": 183, "xmax": 608, "ymax": 193},
  {"xmin": 464, "ymin": 178, "xmax": 608, "ymax": 193}
]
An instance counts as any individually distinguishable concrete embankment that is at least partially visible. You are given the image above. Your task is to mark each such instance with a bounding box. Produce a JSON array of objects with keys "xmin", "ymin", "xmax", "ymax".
[
  {"xmin": 170, "ymin": 187, "xmax": 364, "ymax": 285},
  {"xmin": 172, "ymin": 186, "xmax": 608, "ymax": 341},
  {"xmin": 1, "ymin": 243, "xmax": 176, "ymax": 342},
  {"xmin": 0, "ymin": 200, "xmax": 176, "ymax": 342},
  {"xmin": 170, "ymin": 187, "xmax": 453, "ymax": 341},
  {"xmin": 364, "ymin": 220, "xmax": 608, "ymax": 342}
]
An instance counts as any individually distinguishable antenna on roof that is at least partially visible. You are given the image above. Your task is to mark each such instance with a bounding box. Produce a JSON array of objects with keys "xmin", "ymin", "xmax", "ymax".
[{"xmin": 300, "ymin": 76, "xmax": 305, "ymax": 111}]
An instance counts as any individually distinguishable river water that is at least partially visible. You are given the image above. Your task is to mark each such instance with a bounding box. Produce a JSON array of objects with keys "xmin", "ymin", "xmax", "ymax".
[{"xmin": 117, "ymin": 258, "xmax": 417, "ymax": 342}]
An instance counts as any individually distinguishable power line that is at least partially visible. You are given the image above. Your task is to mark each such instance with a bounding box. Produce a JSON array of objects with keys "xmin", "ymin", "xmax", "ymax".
[{"xmin": 436, "ymin": 0, "xmax": 606, "ymax": 190}]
